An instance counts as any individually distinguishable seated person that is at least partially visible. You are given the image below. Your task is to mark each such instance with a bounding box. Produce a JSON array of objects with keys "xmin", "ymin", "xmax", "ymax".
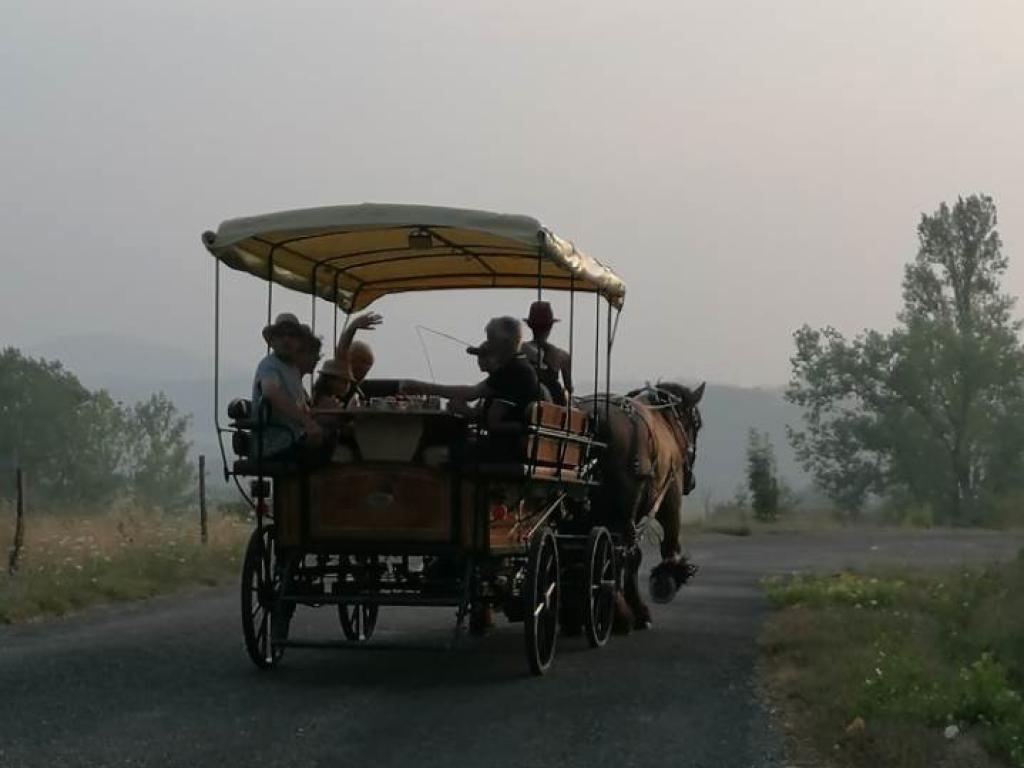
[
  {"xmin": 401, "ymin": 316, "xmax": 541, "ymax": 460},
  {"xmin": 251, "ymin": 313, "xmax": 324, "ymax": 460},
  {"xmin": 521, "ymin": 301, "xmax": 572, "ymax": 405},
  {"xmin": 311, "ymin": 357, "xmax": 355, "ymax": 408},
  {"xmin": 335, "ymin": 312, "xmax": 382, "ymax": 403},
  {"xmin": 297, "ymin": 326, "xmax": 323, "ymax": 385}
]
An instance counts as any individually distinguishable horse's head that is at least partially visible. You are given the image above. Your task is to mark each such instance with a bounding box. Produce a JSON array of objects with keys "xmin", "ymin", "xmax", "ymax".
[{"xmin": 653, "ymin": 381, "xmax": 705, "ymax": 493}]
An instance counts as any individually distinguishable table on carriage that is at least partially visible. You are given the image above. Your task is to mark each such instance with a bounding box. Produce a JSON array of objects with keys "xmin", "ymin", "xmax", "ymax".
[{"xmin": 203, "ymin": 204, "xmax": 626, "ymax": 675}]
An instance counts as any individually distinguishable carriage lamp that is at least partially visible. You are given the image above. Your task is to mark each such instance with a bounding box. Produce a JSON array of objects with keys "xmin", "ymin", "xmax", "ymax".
[{"xmin": 408, "ymin": 228, "xmax": 433, "ymax": 250}]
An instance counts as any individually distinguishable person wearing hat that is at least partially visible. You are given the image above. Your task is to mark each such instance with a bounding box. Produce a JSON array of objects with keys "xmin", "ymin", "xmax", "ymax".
[
  {"xmin": 521, "ymin": 301, "xmax": 572, "ymax": 406},
  {"xmin": 400, "ymin": 316, "xmax": 541, "ymax": 459},
  {"xmin": 311, "ymin": 357, "xmax": 355, "ymax": 408},
  {"xmin": 252, "ymin": 312, "xmax": 324, "ymax": 459}
]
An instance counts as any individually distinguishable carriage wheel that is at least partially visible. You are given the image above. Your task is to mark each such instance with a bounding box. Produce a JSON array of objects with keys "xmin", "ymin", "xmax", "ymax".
[
  {"xmin": 338, "ymin": 603, "xmax": 379, "ymax": 641},
  {"xmin": 241, "ymin": 526, "xmax": 287, "ymax": 669},
  {"xmin": 524, "ymin": 528, "xmax": 560, "ymax": 675},
  {"xmin": 583, "ymin": 527, "xmax": 616, "ymax": 648}
]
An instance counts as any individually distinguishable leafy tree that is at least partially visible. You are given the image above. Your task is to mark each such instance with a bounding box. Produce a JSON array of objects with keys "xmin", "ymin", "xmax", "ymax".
[
  {"xmin": 746, "ymin": 428, "xmax": 780, "ymax": 522},
  {"xmin": 787, "ymin": 195, "xmax": 1024, "ymax": 524},
  {"xmin": 0, "ymin": 348, "xmax": 195, "ymax": 509},
  {"xmin": 126, "ymin": 393, "xmax": 195, "ymax": 510},
  {"xmin": 0, "ymin": 348, "xmax": 92, "ymax": 502}
]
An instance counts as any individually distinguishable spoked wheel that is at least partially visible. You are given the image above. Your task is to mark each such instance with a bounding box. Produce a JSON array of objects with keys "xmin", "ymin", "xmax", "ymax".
[
  {"xmin": 524, "ymin": 528, "xmax": 560, "ymax": 676},
  {"xmin": 241, "ymin": 525, "xmax": 288, "ymax": 669},
  {"xmin": 338, "ymin": 602, "xmax": 379, "ymax": 641},
  {"xmin": 583, "ymin": 527, "xmax": 616, "ymax": 648}
]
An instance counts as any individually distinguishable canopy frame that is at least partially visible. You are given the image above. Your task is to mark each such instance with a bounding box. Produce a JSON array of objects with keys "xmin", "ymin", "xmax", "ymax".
[{"xmin": 202, "ymin": 204, "xmax": 626, "ymax": 316}]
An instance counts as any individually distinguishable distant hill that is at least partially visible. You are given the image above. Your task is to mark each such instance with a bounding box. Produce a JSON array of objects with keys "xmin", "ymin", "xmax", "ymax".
[{"xmin": 23, "ymin": 335, "xmax": 811, "ymax": 502}]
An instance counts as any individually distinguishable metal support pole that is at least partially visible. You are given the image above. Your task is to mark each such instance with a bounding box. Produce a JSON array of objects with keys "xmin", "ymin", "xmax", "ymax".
[
  {"xmin": 199, "ymin": 455, "xmax": 208, "ymax": 545},
  {"xmin": 568, "ymin": 275, "xmax": 575, "ymax": 398},
  {"xmin": 536, "ymin": 244, "xmax": 543, "ymax": 300},
  {"xmin": 333, "ymin": 272, "xmax": 341, "ymax": 351},
  {"xmin": 593, "ymin": 292, "xmax": 600, "ymax": 411},
  {"xmin": 7, "ymin": 468, "xmax": 25, "ymax": 575},
  {"xmin": 605, "ymin": 303, "xmax": 613, "ymax": 425}
]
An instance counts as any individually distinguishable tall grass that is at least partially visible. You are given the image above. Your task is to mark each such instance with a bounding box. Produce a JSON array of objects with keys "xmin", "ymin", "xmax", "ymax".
[{"xmin": 0, "ymin": 500, "xmax": 249, "ymax": 623}]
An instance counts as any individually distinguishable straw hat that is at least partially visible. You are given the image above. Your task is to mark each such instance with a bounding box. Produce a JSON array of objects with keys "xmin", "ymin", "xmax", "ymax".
[
  {"xmin": 261, "ymin": 312, "xmax": 303, "ymax": 343},
  {"xmin": 319, "ymin": 357, "xmax": 353, "ymax": 380}
]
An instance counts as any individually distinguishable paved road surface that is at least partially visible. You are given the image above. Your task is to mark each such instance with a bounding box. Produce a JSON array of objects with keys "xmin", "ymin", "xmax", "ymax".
[{"xmin": 2, "ymin": 529, "xmax": 1021, "ymax": 768}]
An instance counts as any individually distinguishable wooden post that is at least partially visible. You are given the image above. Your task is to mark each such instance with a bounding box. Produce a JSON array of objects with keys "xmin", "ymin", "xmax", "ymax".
[
  {"xmin": 7, "ymin": 468, "xmax": 25, "ymax": 575},
  {"xmin": 198, "ymin": 455, "xmax": 208, "ymax": 545}
]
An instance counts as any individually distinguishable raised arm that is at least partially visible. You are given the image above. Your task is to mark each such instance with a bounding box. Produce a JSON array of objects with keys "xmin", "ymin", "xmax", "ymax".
[{"xmin": 335, "ymin": 312, "xmax": 383, "ymax": 359}]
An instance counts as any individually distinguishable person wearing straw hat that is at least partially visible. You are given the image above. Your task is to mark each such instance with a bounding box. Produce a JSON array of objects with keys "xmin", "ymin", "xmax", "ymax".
[
  {"xmin": 252, "ymin": 312, "xmax": 324, "ymax": 458},
  {"xmin": 311, "ymin": 357, "xmax": 355, "ymax": 408},
  {"xmin": 521, "ymin": 300, "xmax": 572, "ymax": 406}
]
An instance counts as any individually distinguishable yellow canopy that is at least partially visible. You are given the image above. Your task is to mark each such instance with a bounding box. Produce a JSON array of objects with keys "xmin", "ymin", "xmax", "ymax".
[{"xmin": 202, "ymin": 203, "xmax": 625, "ymax": 312}]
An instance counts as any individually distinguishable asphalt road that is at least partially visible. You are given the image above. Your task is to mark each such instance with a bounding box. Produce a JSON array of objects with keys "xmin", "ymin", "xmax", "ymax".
[{"xmin": 2, "ymin": 529, "xmax": 1021, "ymax": 768}]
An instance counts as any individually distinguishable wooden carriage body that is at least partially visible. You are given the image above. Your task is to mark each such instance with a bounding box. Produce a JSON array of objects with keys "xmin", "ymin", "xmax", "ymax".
[{"xmin": 262, "ymin": 401, "xmax": 597, "ymax": 557}]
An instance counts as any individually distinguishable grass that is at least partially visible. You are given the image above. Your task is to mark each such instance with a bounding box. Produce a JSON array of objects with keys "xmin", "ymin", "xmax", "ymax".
[
  {"xmin": 761, "ymin": 554, "xmax": 1024, "ymax": 767},
  {"xmin": 0, "ymin": 501, "xmax": 250, "ymax": 623}
]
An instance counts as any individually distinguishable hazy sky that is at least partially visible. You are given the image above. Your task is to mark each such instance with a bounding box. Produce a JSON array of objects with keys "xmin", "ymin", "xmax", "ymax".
[{"xmin": 3, "ymin": 1, "xmax": 1023, "ymax": 387}]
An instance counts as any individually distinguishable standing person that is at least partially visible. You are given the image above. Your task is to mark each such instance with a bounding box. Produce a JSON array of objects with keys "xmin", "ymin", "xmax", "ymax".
[
  {"xmin": 521, "ymin": 301, "xmax": 572, "ymax": 406},
  {"xmin": 251, "ymin": 313, "xmax": 323, "ymax": 460}
]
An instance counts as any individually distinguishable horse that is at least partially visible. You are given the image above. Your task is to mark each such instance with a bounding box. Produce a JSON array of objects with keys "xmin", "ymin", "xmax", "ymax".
[{"xmin": 578, "ymin": 381, "xmax": 705, "ymax": 630}]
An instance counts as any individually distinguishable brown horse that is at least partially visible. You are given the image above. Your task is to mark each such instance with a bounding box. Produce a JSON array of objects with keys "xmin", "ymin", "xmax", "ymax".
[{"xmin": 579, "ymin": 381, "xmax": 705, "ymax": 629}]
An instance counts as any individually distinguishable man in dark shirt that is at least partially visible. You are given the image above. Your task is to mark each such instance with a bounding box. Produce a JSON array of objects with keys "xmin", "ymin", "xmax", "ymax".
[{"xmin": 401, "ymin": 316, "xmax": 540, "ymax": 458}]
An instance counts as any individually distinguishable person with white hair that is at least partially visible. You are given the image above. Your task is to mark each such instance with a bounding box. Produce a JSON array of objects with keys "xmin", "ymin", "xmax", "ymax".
[{"xmin": 400, "ymin": 315, "xmax": 541, "ymax": 458}]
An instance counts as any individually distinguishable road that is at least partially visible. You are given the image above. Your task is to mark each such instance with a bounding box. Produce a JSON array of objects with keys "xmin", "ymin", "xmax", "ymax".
[{"xmin": 1, "ymin": 529, "xmax": 1021, "ymax": 768}]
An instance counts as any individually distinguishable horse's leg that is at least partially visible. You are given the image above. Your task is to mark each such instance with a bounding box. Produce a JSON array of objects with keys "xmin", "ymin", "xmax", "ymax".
[
  {"xmin": 623, "ymin": 544, "xmax": 652, "ymax": 629},
  {"xmin": 657, "ymin": 482, "xmax": 683, "ymax": 562},
  {"xmin": 607, "ymin": 470, "xmax": 651, "ymax": 632},
  {"xmin": 650, "ymin": 482, "xmax": 698, "ymax": 600}
]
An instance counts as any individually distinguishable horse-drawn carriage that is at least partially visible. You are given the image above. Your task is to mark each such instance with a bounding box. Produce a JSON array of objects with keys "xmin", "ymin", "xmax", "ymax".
[{"xmin": 203, "ymin": 204, "xmax": 656, "ymax": 675}]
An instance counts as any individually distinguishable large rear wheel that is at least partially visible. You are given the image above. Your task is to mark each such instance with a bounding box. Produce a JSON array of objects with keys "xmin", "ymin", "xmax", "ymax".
[
  {"xmin": 241, "ymin": 526, "xmax": 287, "ymax": 669},
  {"xmin": 524, "ymin": 528, "xmax": 560, "ymax": 675},
  {"xmin": 583, "ymin": 527, "xmax": 616, "ymax": 648}
]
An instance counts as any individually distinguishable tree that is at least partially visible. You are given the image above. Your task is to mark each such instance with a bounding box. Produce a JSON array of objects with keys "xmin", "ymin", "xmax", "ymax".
[
  {"xmin": 0, "ymin": 348, "xmax": 92, "ymax": 502},
  {"xmin": 746, "ymin": 428, "xmax": 780, "ymax": 522},
  {"xmin": 787, "ymin": 195, "xmax": 1024, "ymax": 524},
  {"xmin": 126, "ymin": 393, "xmax": 195, "ymax": 510},
  {"xmin": 0, "ymin": 348, "xmax": 195, "ymax": 509}
]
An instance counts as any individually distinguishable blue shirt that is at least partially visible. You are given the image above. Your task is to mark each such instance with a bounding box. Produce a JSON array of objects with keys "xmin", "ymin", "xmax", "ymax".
[{"xmin": 251, "ymin": 353, "xmax": 306, "ymax": 457}]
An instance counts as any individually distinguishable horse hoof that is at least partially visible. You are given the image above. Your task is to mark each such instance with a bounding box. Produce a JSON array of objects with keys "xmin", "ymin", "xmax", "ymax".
[{"xmin": 649, "ymin": 572, "xmax": 677, "ymax": 604}]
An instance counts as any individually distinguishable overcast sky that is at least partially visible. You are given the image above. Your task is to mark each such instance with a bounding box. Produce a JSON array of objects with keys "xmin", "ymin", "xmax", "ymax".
[{"xmin": 3, "ymin": 1, "xmax": 1022, "ymax": 387}]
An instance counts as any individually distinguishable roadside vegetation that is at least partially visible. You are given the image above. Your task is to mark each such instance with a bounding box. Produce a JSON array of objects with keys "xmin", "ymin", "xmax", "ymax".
[
  {"xmin": 761, "ymin": 554, "xmax": 1024, "ymax": 768},
  {"xmin": 0, "ymin": 347, "xmax": 243, "ymax": 622},
  {"xmin": 0, "ymin": 502, "xmax": 248, "ymax": 623}
]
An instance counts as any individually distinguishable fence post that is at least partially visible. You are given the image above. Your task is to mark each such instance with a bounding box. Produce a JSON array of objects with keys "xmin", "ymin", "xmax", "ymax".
[
  {"xmin": 7, "ymin": 468, "xmax": 25, "ymax": 575},
  {"xmin": 199, "ymin": 455, "xmax": 208, "ymax": 545}
]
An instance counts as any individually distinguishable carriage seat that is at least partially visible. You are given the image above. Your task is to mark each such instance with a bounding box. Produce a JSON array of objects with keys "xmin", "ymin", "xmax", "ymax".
[
  {"xmin": 472, "ymin": 401, "xmax": 595, "ymax": 483},
  {"xmin": 226, "ymin": 398, "xmax": 298, "ymax": 477}
]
